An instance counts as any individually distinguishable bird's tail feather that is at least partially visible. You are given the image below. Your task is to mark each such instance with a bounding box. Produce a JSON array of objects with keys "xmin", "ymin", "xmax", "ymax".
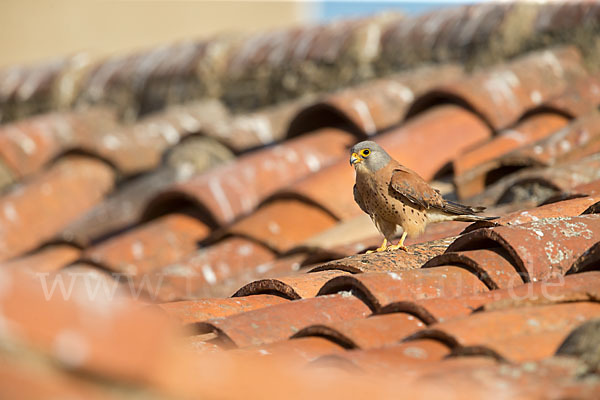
[
  {"xmin": 452, "ymin": 214, "xmax": 497, "ymax": 222},
  {"xmin": 442, "ymin": 200, "xmax": 496, "ymax": 221}
]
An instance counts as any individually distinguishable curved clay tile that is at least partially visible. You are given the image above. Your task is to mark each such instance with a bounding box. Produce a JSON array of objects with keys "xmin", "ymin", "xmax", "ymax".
[
  {"xmin": 379, "ymin": 3, "xmax": 512, "ymax": 70},
  {"xmin": 567, "ymin": 242, "xmax": 600, "ymax": 275},
  {"xmin": 227, "ymin": 198, "xmax": 339, "ymax": 254},
  {"xmin": 405, "ymin": 47, "xmax": 587, "ymax": 130},
  {"xmin": 233, "ymin": 270, "xmax": 350, "ymax": 300},
  {"xmin": 76, "ymin": 40, "xmax": 218, "ymax": 118},
  {"xmin": 0, "ymin": 156, "xmax": 115, "ymax": 261},
  {"xmin": 143, "ymin": 128, "xmax": 353, "ymax": 226},
  {"xmin": 81, "ymin": 214, "xmax": 211, "ymax": 276},
  {"xmin": 472, "ymin": 153, "xmax": 600, "ymax": 206},
  {"xmin": 230, "ymin": 336, "xmax": 345, "ymax": 363},
  {"xmin": 157, "ymin": 295, "xmax": 289, "ymax": 324},
  {"xmin": 0, "ymin": 54, "xmax": 92, "ymax": 122},
  {"xmin": 423, "ymin": 248, "xmax": 523, "ymax": 290},
  {"xmin": 410, "ymin": 302, "xmax": 600, "ymax": 362},
  {"xmin": 194, "ymin": 294, "xmax": 370, "ymax": 348},
  {"xmin": 0, "ymin": 244, "xmax": 80, "ymax": 273},
  {"xmin": 542, "ymin": 74, "xmax": 600, "ymax": 118},
  {"xmin": 292, "ymin": 313, "xmax": 426, "ymax": 350},
  {"xmin": 0, "ymin": 103, "xmax": 237, "ymax": 184},
  {"xmin": 287, "ymin": 64, "xmax": 464, "ymax": 137},
  {"xmin": 380, "ymin": 272, "xmax": 600, "ymax": 324},
  {"xmin": 454, "ymin": 112, "xmax": 570, "ymax": 199},
  {"xmin": 317, "ymin": 269, "xmax": 488, "ymax": 312},
  {"xmin": 311, "ymin": 237, "xmax": 455, "ymax": 274},
  {"xmin": 135, "ymin": 237, "xmax": 276, "ymax": 302},
  {"xmin": 59, "ymin": 136, "xmax": 233, "ymax": 247},
  {"xmin": 312, "ymin": 339, "xmax": 452, "ymax": 373},
  {"xmin": 463, "ymin": 195, "xmax": 600, "ymax": 233},
  {"xmin": 0, "ymin": 107, "xmax": 119, "ymax": 180},
  {"xmin": 300, "ymin": 217, "xmax": 468, "ymax": 265},
  {"xmin": 0, "ymin": 268, "xmax": 190, "ymax": 384},
  {"xmin": 222, "ymin": 14, "xmax": 400, "ymax": 109},
  {"xmin": 145, "ymin": 97, "xmax": 314, "ymax": 153},
  {"xmin": 492, "ymin": 109, "xmax": 600, "ymax": 173},
  {"xmin": 443, "ymin": 214, "xmax": 600, "ymax": 282}
]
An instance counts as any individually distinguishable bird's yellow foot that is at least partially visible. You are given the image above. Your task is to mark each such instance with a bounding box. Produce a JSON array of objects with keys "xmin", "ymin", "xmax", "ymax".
[
  {"xmin": 387, "ymin": 243, "xmax": 408, "ymax": 252},
  {"xmin": 386, "ymin": 232, "xmax": 408, "ymax": 252},
  {"xmin": 366, "ymin": 239, "xmax": 388, "ymax": 254}
]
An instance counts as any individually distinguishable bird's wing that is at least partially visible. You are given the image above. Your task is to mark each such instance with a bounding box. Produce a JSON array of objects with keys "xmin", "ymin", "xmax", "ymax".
[
  {"xmin": 353, "ymin": 184, "xmax": 370, "ymax": 215},
  {"xmin": 389, "ymin": 165, "xmax": 445, "ymax": 210}
]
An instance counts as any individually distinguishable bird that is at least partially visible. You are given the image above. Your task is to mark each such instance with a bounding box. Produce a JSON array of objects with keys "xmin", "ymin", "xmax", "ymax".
[{"xmin": 350, "ymin": 141, "xmax": 494, "ymax": 253}]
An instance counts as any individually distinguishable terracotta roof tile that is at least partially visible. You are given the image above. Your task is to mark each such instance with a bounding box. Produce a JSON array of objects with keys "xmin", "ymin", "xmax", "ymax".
[
  {"xmin": 222, "ymin": 14, "xmax": 399, "ymax": 109},
  {"xmin": 0, "ymin": 244, "xmax": 80, "ymax": 273},
  {"xmin": 195, "ymin": 294, "xmax": 370, "ymax": 348},
  {"xmin": 288, "ymin": 64, "xmax": 464, "ymax": 137},
  {"xmin": 139, "ymin": 237, "xmax": 276, "ymax": 302},
  {"xmin": 464, "ymin": 194, "xmax": 600, "ymax": 233},
  {"xmin": 378, "ymin": 3, "xmax": 515, "ymax": 69},
  {"xmin": 247, "ymin": 253, "xmax": 308, "ymax": 279},
  {"xmin": 474, "ymin": 153, "xmax": 600, "ymax": 206},
  {"xmin": 411, "ymin": 357, "xmax": 600, "ymax": 399},
  {"xmin": 411, "ymin": 302, "xmax": 600, "ymax": 362},
  {"xmin": 0, "ymin": 269, "xmax": 193, "ymax": 388},
  {"xmin": 0, "ymin": 55, "xmax": 91, "ymax": 122},
  {"xmin": 77, "ymin": 40, "xmax": 212, "ymax": 118},
  {"xmin": 454, "ymin": 112, "xmax": 571, "ymax": 198},
  {"xmin": 59, "ymin": 134, "xmax": 231, "ymax": 246},
  {"xmin": 0, "ymin": 107, "xmax": 118, "ymax": 180},
  {"xmin": 157, "ymin": 295, "xmax": 289, "ymax": 324},
  {"xmin": 297, "ymin": 214, "xmax": 380, "ymax": 253},
  {"xmin": 143, "ymin": 128, "xmax": 354, "ymax": 226},
  {"xmin": 58, "ymin": 167, "xmax": 180, "ymax": 246},
  {"xmin": 293, "ymin": 313, "xmax": 426, "ymax": 350},
  {"xmin": 0, "ymin": 360, "xmax": 135, "ymax": 400},
  {"xmin": 568, "ymin": 241, "xmax": 600, "ymax": 274},
  {"xmin": 406, "ymin": 47, "xmax": 588, "ymax": 130},
  {"xmin": 442, "ymin": 214, "xmax": 600, "ymax": 281},
  {"xmin": 81, "ymin": 213, "xmax": 210, "ymax": 275},
  {"xmin": 233, "ymin": 270, "xmax": 350, "ymax": 300},
  {"xmin": 543, "ymin": 74, "xmax": 600, "ymax": 117},
  {"xmin": 315, "ymin": 339, "xmax": 452, "ymax": 373},
  {"xmin": 311, "ymin": 237, "xmax": 454, "ymax": 274},
  {"xmin": 0, "ymin": 156, "xmax": 115, "ymax": 261},
  {"xmin": 230, "ymin": 336, "xmax": 346, "ymax": 363},
  {"xmin": 493, "ymin": 109, "xmax": 600, "ymax": 171},
  {"xmin": 0, "ymin": 101, "xmax": 241, "ymax": 188},
  {"xmin": 380, "ymin": 271, "xmax": 600, "ymax": 324},
  {"xmin": 317, "ymin": 267, "xmax": 488, "ymax": 312},
  {"xmin": 423, "ymin": 248, "xmax": 522, "ymax": 290},
  {"xmin": 301, "ymin": 218, "xmax": 468, "ymax": 264},
  {"xmin": 227, "ymin": 198, "xmax": 338, "ymax": 253}
]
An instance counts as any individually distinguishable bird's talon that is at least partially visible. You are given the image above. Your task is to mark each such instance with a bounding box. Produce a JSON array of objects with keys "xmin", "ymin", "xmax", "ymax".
[{"xmin": 387, "ymin": 244, "xmax": 409, "ymax": 252}]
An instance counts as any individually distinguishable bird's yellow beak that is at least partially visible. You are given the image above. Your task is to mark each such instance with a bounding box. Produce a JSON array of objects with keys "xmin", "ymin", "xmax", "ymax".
[{"xmin": 350, "ymin": 152, "xmax": 362, "ymax": 166}]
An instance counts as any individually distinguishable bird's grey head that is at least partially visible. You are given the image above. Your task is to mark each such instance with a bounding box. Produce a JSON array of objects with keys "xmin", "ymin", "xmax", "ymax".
[{"xmin": 350, "ymin": 141, "xmax": 392, "ymax": 172}]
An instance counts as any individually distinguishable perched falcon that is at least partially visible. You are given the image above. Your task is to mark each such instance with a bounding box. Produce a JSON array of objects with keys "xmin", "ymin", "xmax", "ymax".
[{"xmin": 350, "ymin": 141, "xmax": 494, "ymax": 252}]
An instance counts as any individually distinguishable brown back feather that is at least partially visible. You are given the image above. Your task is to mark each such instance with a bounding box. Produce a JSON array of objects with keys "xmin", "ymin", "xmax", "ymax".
[{"xmin": 389, "ymin": 165, "xmax": 445, "ymax": 210}]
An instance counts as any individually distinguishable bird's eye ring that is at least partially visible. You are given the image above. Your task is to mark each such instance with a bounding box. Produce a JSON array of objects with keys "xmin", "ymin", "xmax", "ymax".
[{"xmin": 361, "ymin": 149, "xmax": 370, "ymax": 157}]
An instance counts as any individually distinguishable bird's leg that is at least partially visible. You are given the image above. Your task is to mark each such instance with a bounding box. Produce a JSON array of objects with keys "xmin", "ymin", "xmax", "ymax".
[
  {"xmin": 366, "ymin": 238, "xmax": 388, "ymax": 254},
  {"xmin": 387, "ymin": 231, "xmax": 408, "ymax": 252}
]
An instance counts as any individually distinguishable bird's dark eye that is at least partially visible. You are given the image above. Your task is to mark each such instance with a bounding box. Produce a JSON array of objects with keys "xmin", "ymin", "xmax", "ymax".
[{"xmin": 361, "ymin": 149, "xmax": 370, "ymax": 157}]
